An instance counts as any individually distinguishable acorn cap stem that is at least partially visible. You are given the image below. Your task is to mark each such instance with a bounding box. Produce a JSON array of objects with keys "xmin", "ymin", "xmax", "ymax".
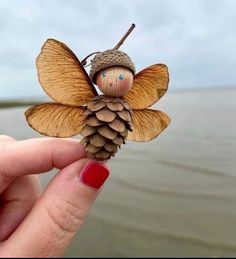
[
  {"xmin": 113, "ymin": 23, "xmax": 136, "ymax": 50},
  {"xmin": 81, "ymin": 51, "xmax": 100, "ymax": 66}
]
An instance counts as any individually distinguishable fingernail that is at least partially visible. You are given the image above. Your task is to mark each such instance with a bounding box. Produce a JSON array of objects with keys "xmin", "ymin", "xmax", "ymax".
[{"xmin": 79, "ymin": 161, "xmax": 109, "ymax": 189}]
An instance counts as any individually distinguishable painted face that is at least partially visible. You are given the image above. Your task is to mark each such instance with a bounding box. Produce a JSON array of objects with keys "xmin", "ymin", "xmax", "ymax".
[{"xmin": 96, "ymin": 66, "xmax": 133, "ymax": 97}]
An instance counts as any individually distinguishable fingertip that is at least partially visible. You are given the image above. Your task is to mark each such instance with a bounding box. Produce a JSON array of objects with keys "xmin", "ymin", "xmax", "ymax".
[
  {"xmin": 23, "ymin": 137, "xmax": 87, "ymax": 169},
  {"xmin": 42, "ymin": 138, "xmax": 87, "ymax": 168},
  {"xmin": 79, "ymin": 161, "xmax": 110, "ymax": 190}
]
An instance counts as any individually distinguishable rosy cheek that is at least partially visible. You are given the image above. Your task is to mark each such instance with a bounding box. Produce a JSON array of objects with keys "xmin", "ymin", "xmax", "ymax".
[{"xmin": 118, "ymin": 78, "xmax": 131, "ymax": 90}]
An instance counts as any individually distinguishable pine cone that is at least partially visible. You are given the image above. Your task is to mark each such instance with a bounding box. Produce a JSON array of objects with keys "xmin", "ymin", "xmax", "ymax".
[{"xmin": 80, "ymin": 95, "xmax": 132, "ymax": 161}]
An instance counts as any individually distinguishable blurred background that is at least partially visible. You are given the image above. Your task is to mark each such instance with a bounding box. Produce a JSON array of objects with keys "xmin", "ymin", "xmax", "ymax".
[{"xmin": 0, "ymin": 0, "xmax": 236, "ymax": 257}]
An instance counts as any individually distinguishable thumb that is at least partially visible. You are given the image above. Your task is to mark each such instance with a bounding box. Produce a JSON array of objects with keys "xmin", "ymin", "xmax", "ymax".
[{"xmin": 2, "ymin": 159, "xmax": 109, "ymax": 257}]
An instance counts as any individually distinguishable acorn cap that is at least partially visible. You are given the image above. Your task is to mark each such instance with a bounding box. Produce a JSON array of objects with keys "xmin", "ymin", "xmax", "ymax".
[{"xmin": 89, "ymin": 49, "xmax": 136, "ymax": 84}]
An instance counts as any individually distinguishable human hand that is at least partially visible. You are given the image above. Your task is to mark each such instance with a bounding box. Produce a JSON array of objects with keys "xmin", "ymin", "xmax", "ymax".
[{"xmin": 0, "ymin": 135, "xmax": 109, "ymax": 257}]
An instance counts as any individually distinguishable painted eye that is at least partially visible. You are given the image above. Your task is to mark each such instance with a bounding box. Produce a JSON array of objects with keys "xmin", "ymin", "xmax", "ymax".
[
  {"xmin": 102, "ymin": 71, "xmax": 106, "ymax": 77},
  {"xmin": 119, "ymin": 74, "xmax": 125, "ymax": 80}
]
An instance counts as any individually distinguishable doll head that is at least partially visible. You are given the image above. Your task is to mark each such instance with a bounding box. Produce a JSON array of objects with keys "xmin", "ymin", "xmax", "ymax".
[
  {"xmin": 89, "ymin": 49, "xmax": 135, "ymax": 97},
  {"xmin": 95, "ymin": 66, "xmax": 133, "ymax": 97}
]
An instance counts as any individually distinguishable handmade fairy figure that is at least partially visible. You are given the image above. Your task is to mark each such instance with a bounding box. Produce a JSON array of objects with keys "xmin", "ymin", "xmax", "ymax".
[{"xmin": 25, "ymin": 24, "xmax": 170, "ymax": 160}]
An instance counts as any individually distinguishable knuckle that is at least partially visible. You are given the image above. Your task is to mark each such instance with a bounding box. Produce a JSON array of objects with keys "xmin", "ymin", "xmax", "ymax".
[
  {"xmin": 0, "ymin": 142, "xmax": 15, "ymax": 186},
  {"xmin": 45, "ymin": 197, "xmax": 88, "ymax": 234},
  {"xmin": 0, "ymin": 169, "xmax": 14, "ymax": 186}
]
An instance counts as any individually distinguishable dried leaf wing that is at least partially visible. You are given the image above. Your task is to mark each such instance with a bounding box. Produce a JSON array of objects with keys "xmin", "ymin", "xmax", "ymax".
[
  {"xmin": 25, "ymin": 103, "xmax": 86, "ymax": 137},
  {"xmin": 123, "ymin": 64, "xmax": 169, "ymax": 110},
  {"xmin": 127, "ymin": 109, "xmax": 170, "ymax": 142},
  {"xmin": 36, "ymin": 39, "xmax": 97, "ymax": 106}
]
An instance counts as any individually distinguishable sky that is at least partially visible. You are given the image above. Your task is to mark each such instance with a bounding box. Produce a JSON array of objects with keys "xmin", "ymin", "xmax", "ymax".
[{"xmin": 0, "ymin": 0, "xmax": 235, "ymax": 99}]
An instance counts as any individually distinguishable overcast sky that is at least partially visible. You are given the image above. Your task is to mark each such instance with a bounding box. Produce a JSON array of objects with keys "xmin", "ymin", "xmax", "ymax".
[{"xmin": 0, "ymin": 0, "xmax": 235, "ymax": 99}]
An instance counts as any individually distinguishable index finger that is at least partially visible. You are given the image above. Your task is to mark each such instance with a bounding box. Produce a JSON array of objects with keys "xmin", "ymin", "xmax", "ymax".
[{"xmin": 0, "ymin": 138, "xmax": 86, "ymax": 192}]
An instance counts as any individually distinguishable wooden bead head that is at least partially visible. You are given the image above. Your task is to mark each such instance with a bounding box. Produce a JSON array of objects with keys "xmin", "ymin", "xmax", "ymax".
[{"xmin": 96, "ymin": 66, "xmax": 133, "ymax": 97}]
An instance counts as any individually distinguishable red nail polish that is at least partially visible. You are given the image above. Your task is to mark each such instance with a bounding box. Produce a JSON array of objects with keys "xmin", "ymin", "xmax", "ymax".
[{"xmin": 79, "ymin": 162, "xmax": 109, "ymax": 189}]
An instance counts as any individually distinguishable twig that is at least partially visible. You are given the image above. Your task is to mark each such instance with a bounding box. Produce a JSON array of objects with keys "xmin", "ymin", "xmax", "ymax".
[{"xmin": 113, "ymin": 23, "xmax": 136, "ymax": 50}]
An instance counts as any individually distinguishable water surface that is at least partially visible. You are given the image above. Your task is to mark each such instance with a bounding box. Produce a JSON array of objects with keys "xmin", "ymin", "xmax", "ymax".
[{"xmin": 1, "ymin": 89, "xmax": 236, "ymax": 257}]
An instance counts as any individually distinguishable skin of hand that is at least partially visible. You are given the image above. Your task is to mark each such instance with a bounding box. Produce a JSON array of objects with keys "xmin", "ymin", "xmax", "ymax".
[{"xmin": 0, "ymin": 135, "xmax": 109, "ymax": 257}]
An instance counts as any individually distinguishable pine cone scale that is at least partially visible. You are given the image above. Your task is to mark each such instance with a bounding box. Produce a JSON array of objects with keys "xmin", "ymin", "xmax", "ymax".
[
  {"xmin": 109, "ymin": 118, "xmax": 126, "ymax": 132},
  {"xmin": 86, "ymin": 117, "xmax": 104, "ymax": 126},
  {"xmin": 90, "ymin": 134, "xmax": 107, "ymax": 147},
  {"xmin": 104, "ymin": 142, "xmax": 118, "ymax": 153},
  {"xmin": 80, "ymin": 125, "xmax": 96, "ymax": 137},
  {"xmin": 86, "ymin": 144, "xmax": 101, "ymax": 153},
  {"xmin": 96, "ymin": 109, "xmax": 116, "ymax": 122},
  {"xmin": 106, "ymin": 102, "xmax": 123, "ymax": 111},
  {"xmin": 117, "ymin": 110, "xmax": 131, "ymax": 122}
]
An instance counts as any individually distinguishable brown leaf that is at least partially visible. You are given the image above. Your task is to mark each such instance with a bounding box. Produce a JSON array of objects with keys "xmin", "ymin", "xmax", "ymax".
[
  {"xmin": 127, "ymin": 109, "xmax": 170, "ymax": 142},
  {"xmin": 123, "ymin": 64, "xmax": 169, "ymax": 110},
  {"xmin": 36, "ymin": 39, "xmax": 97, "ymax": 106},
  {"xmin": 25, "ymin": 103, "xmax": 86, "ymax": 137}
]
